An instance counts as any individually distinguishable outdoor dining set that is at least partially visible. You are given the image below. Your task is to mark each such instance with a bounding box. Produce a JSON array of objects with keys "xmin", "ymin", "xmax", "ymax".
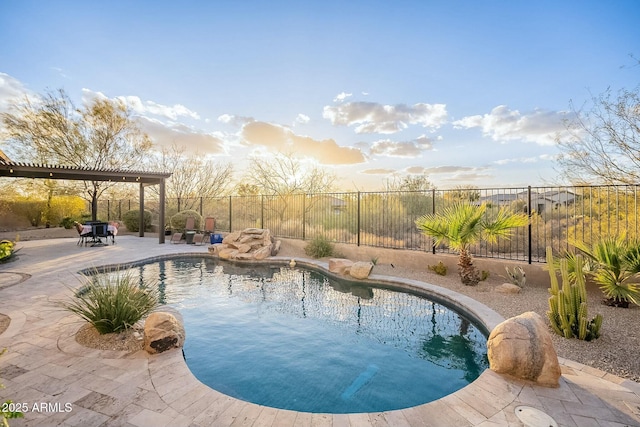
[{"xmin": 74, "ymin": 221, "xmax": 118, "ymax": 247}]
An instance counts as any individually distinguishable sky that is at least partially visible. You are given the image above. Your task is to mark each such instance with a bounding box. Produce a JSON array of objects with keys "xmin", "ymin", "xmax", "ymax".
[{"xmin": 0, "ymin": 1, "xmax": 638, "ymax": 191}]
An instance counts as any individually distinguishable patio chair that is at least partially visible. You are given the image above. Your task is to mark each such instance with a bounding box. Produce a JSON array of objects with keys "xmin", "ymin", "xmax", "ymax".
[
  {"xmin": 74, "ymin": 222, "xmax": 92, "ymax": 246},
  {"xmin": 192, "ymin": 233, "xmax": 205, "ymax": 245},
  {"xmin": 185, "ymin": 216, "xmax": 196, "ymax": 232},
  {"xmin": 170, "ymin": 232, "xmax": 184, "ymax": 244},
  {"xmin": 202, "ymin": 216, "xmax": 216, "ymax": 239},
  {"xmin": 107, "ymin": 221, "xmax": 119, "ymax": 244}
]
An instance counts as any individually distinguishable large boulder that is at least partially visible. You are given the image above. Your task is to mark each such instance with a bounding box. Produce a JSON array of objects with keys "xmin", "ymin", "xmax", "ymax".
[
  {"xmin": 487, "ymin": 311, "xmax": 561, "ymax": 387},
  {"xmin": 329, "ymin": 258, "xmax": 353, "ymax": 275},
  {"xmin": 143, "ymin": 312, "xmax": 185, "ymax": 354},
  {"xmin": 349, "ymin": 262, "xmax": 374, "ymax": 280},
  {"xmin": 209, "ymin": 228, "xmax": 281, "ymax": 261}
]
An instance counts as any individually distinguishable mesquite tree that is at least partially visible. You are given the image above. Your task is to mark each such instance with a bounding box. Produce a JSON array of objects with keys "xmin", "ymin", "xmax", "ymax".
[{"xmin": 2, "ymin": 89, "xmax": 153, "ymax": 220}]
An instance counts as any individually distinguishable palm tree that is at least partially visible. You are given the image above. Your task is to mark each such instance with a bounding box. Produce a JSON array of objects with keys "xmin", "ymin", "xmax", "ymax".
[
  {"xmin": 571, "ymin": 235, "xmax": 640, "ymax": 307},
  {"xmin": 415, "ymin": 202, "xmax": 528, "ymax": 286}
]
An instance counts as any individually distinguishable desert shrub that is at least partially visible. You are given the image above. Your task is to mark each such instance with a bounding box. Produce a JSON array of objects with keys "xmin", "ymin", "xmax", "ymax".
[
  {"xmin": 59, "ymin": 268, "xmax": 159, "ymax": 334},
  {"xmin": 47, "ymin": 195, "xmax": 86, "ymax": 226},
  {"xmin": 428, "ymin": 261, "xmax": 447, "ymax": 276},
  {"xmin": 11, "ymin": 198, "xmax": 47, "ymax": 226},
  {"xmin": 0, "ymin": 240, "xmax": 18, "ymax": 263},
  {"xmin": 170, "ymin": 210, "xmax": 202, "ymax": 231},
  {"xmin": 304, "ymin": 235, "xmax": 335, "ymax": 258},
  {"xmin": 60, "ymin": 217, "xmax": 75, "ymax": 229},
  {"xmin": 480, "ymin": 270, "xmax": 490, "ymax": 281},
  {"xmin": 122, "ymin": 209, "xmax": 153, "ymax": 232}
]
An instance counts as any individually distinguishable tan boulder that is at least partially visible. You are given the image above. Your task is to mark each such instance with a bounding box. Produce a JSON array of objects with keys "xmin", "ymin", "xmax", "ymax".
[
  {"xmin": 329, "ymin": 258, "xmax": 354, "ymax": 275},
  {"xmin": 222, "ymin": 231, "xmax": 241, "ymax": 244},
  {"xmin": 143, "ymin": 312, "xmax": 185, "ymax": 354},
  {"xmin": 210, "ymin": 228, "xmax": 280, "ymax": 260},
  {"xmin": 349, "ymin": 262, "xmax": 374, "ymax": 280},
  {"xmin": 254, "ymin": 245, "xmax": 272, "ymax": 260},
  {"xmin": 218, "ymin": 248, "xmax": 239, "ymax": 260},
  {"xmin": 487, "ymin": 311, "xmax": 561, "ymax": 387},
  {"xmin": 495, "ymin": 283, "xmax": 522, "ymax": 294}
]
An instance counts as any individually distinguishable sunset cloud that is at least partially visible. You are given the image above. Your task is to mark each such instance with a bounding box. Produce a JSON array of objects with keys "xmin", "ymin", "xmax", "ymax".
[
  {"xmin": 138, "ymin": 117, "xmax": 226, "ymax": 154},
  {"xmin": 82, "ymin": 89, "xmax": 201, "ymax": 121},
  {"xmin": 369, "ymin": 135, "xmax": 433, "ymax": 157},
  {"xmin": 323, "ymin": 101, "xmax": 447, "ymax": 134},
  {"xmin": 0, "ymin": 72, "xmax": 29, "ymax": 113},
  {"xmin": 361, "ymin": 168, "xmax": 396, "ymax": 175},
  {"xmin": 240, "ymin": 121, "xmax": 365, "ymax": 165},
  {"xmin": 453, "ymin": 105, "xmax": 570, "ymax": 146}
]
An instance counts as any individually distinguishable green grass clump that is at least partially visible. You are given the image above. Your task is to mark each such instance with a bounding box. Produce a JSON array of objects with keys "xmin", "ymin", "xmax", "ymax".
[
  {"xmin": 304, "ymin": 235, "xmax": 335, "ymax": 258},
  {"xmin": 428, "ymin": 261, "xmax": 448, "ymax": 276},
  {"xmin": 59, "ymin": 268, "xmax": 159, "ymax": 334}
]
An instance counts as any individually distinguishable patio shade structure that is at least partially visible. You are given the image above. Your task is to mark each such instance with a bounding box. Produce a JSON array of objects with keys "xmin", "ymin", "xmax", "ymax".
[{"xmin": 0, "ymin": 157, "xmax": 172, "ymax": 244}]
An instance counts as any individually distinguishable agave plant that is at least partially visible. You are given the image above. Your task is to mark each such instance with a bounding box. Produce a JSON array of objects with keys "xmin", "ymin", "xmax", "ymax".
[
  {"xmin": 415, "ymin": 202, "xmax": 528, "ymax": 286},
  {"xmin": 571, "ymin": 235, "xmax": 640, "ymax": 307}
]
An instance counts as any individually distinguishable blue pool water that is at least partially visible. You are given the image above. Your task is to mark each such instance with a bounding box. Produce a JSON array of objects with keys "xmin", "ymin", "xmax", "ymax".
[{"xmin": 114, "ymin": 257, "xmax": 488, "ymax": 413}]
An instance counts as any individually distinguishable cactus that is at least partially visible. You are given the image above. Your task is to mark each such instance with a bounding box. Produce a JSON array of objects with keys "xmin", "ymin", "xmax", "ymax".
[
  {"xmin": 504, "ymin": 265, "xmax": 526, "ymax": 287},
  {"xmin": 546, "ymin": 247, "xmax": 602, "ymax": 341}
]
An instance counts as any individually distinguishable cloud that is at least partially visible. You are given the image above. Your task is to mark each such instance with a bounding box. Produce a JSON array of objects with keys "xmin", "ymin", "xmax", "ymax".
[
  {"xmin": 82, "ymin": 89, "xmax": 201, "ymax": 120},
  {"xmin": 323, "ymin": 101, "xmax": 447, "ymax": 134},
  {"xmin": 0, "ymin": 73, "xmax": 30, "ymax": 113},
  {"xmin": 361, "ymin": 168, "xmax": 396, "ymax": 175},
  {"xmin": 369, "ymin": 135, "xmax": 433, "ymax": 157},
  {"xmin": 406, "ymin": 165, "xmax": 491, "ymax": 182},
  {"xmin": 218, "ymin": 113, "xmax": 255, "ymax": 126},
  {"xmin": 333, "ymin": 92, "xmax": 352, "ymax": 102},
  {"xmin": 494, "ymin": 154, "xmax": 556, "ymax": 165},
  {"xmin": 240, "ymin": 121, "xmax": 365, "ymax": 165},
  {"xmin": 138, "ymin": 117, "xmax": 226, "ymax": 154},
  {"xmin": 453, "ymin": 105, "xmax": 570, "ymax": 146},
  {"xmin": 295, "ymin": 113, "xmax": 310, "ymax": 125}
]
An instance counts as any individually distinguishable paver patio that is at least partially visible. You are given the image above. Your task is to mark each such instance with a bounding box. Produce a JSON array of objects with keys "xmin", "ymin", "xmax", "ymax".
[{"xmin": 0, "ymin": 236, "xmax": 639, "ymax": 426}]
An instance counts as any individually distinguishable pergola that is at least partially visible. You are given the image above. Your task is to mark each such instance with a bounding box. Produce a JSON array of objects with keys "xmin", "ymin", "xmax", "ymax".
[{"xmin": 0, "ymin": 158, "xmax": 172, "ymax": 244}]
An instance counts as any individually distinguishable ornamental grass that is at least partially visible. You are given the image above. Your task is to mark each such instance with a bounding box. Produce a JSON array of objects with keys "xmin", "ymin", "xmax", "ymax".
[{"xmin": 59, "ymin": 268, "xmax": 159, "ymax": 334}]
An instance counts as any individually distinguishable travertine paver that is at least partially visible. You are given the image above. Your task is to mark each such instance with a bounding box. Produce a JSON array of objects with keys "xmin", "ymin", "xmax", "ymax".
[{"xmin": 0, "ymin": 237, "xmax": 639, "ymax": 426}]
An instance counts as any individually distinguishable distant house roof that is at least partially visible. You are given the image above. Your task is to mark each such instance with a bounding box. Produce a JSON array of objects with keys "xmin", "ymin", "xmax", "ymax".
[{"xmin": 0, "ymin": 158, "xmax": 171, "ymax": 184}]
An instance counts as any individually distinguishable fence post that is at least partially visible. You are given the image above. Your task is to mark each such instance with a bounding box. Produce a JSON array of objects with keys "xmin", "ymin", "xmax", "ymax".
[
  {"xmin": 432, "ymin": 188, "xmax": 436, "ymax": 254},
  {"xmin": 107, "ymin": 199, "xmax": 110, "ymax": 221},
  {"xmin": 528, "ymin": 186, "xmax": 532, "ymax": 264},
  {"xmin": 302, "ymin": 194, "xmax": 306, "ymax": 240},
  {"xmin": 357, "ymin": 192, "xmax": 361, "ymax": 246},
  {"xmin": 118, "ymin": 200, "xmax": 122, "ymax": 220},
  {"xmin": 229, "ymin": 196, "xmax": 232, "ymax": 232}
]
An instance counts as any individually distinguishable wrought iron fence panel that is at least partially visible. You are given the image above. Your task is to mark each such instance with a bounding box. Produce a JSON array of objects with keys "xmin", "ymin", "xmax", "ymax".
[{"xmin": 94, "ymin": 184, "xmax": 640, "ymax": 263}]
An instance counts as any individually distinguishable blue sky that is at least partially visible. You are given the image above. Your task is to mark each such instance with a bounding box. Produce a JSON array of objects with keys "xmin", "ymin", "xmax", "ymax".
[{"xmin": 1, "ymin": 1, "xmax": 638, "ymax": 190}]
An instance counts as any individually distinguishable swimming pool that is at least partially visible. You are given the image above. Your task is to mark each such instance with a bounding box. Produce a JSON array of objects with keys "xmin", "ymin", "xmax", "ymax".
[{"xmin": 106, "ymin": 256, "xmax": 489, "ymax": 414}]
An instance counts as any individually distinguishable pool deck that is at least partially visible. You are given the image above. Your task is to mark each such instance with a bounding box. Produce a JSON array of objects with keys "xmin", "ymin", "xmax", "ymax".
[{"xmin": 0, "ymin": 236, "xmax": 639, "ymax": 427}]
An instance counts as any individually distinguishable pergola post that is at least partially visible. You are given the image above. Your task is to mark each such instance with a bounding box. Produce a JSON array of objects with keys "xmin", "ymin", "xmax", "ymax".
[
  {"xmin": 159, "ymin": 178, "xmax": 166, "ymax": 244},
  {"xmin": 139, "ymin": 183, "xmax": 144, "ymax": 237}
]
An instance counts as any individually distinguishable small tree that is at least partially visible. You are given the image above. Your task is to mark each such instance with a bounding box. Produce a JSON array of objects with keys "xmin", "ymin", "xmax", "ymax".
[
  {"xmin": 415, "ymin": 203, "xmax": 528, "ymax": 285},
  {"xmin": 556, "ymin": 84, "xmax": 640, "ymax": 184},
  {"xmin": 2, "ymin": 89, "xmax": 153, "ymax": 220}
]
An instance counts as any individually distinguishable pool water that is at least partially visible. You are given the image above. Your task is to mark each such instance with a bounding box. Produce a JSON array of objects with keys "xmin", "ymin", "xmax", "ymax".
[{"xmin": 119, "ymin": 257, "xmax": 488, "ymax": 413}]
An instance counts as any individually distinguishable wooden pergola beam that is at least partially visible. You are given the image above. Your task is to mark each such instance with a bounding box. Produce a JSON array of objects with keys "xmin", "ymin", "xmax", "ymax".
[{"xmin": 0, "ymin": 160, "xmax": 171, "ymax": 244}]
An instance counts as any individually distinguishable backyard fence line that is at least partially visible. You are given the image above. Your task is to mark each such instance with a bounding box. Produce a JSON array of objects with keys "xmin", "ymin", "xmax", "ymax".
[{"xmin": 96, "ymin": 184, "xmax": 640, "ymax": 264}]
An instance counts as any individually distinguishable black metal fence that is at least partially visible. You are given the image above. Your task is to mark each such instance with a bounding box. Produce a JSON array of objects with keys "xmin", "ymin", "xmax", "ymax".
[{"xmin": 97, "ymin": 185, "xmax": 640, "ymax": 263}]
